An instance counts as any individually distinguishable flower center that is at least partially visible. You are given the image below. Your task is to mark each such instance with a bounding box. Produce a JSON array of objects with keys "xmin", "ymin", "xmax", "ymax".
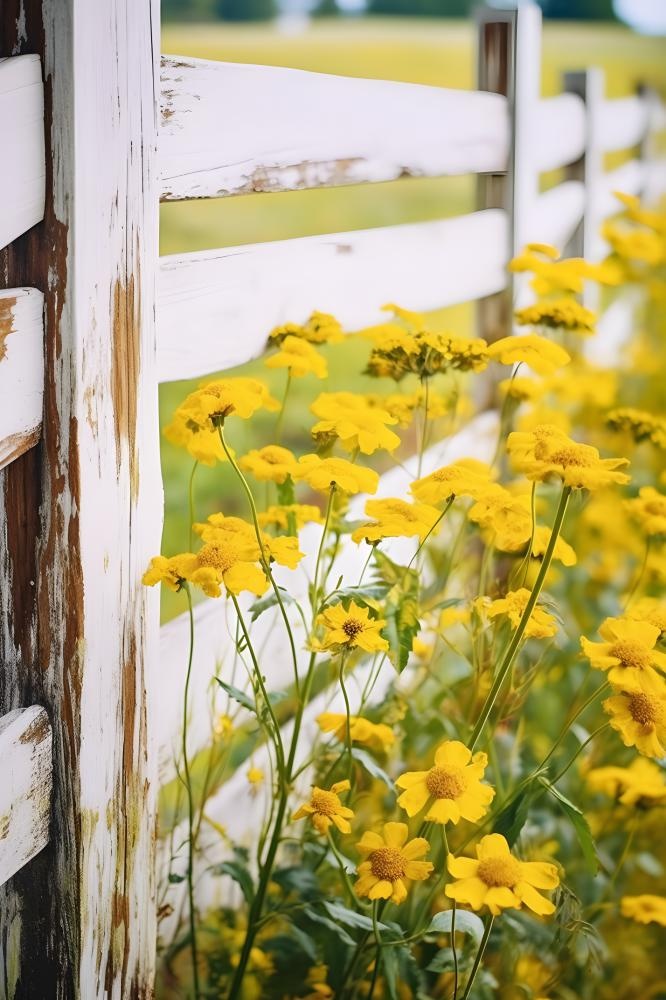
[
  {"xmin": 342, "ymin": 618, "xmax": 363, "ymax": 640},
  {"xmin": 369, "ymin": 847, "xmax": 406, "ymax": 882},
  {"xmin": 197, "ymin": 541, "xmax": 239, "ymax": 574},
  {"xmin": 310, "ymin": 789, "xmax": 340, "ymax": 817},
  {"xmin": 425, "ymin": 766, "xmax": 467, "ymax": 800},
  {"xmin": 477, "ymin": 855, "xmax": 522, "ymax": 888},
  {"xmin": 546, "ymin": 445, "xmax": 593, "ymax": 468},
  {"xmin": 628, "ymin": 692, "xmax": 663, "ymax": 727},
  {"xmin": 609, "ymin": 640, "xmax": 651, "ymax": 671}
]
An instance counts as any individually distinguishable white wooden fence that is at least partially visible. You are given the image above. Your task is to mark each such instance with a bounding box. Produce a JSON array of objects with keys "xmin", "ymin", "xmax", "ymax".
[{"xmin": 1, "ymin": 1, "xmax": 664, "ymax": 995}]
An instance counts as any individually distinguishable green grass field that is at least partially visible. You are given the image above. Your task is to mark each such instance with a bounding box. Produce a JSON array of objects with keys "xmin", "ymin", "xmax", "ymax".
[{"xmin": 157, "ymin": 18, "xmax": 666, "ymax": 621}]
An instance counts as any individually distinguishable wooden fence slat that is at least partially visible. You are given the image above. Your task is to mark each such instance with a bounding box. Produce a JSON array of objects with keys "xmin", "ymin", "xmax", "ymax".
[
  {"xmin": 529, "ymin": 180, "xmax": 585, "ymax": 249},
  {"xmin": 157, "ymin": 209, "xmax": 508, "ymax": 382},
  {"xmin": 0, "ymin": 56, "xmax": 45, "ymax": 251},
  {"xmin": 159, "ymin": 55, "xmax": 509, "ymax": 201},
  {"xmin": 534, "ymin": 94, "xmax": 586, "ymax": 172},
  {"xmin": 0, "ymin": 288, "xmax": 44, "ymax": 471},
  {"xmin": 598, "ymin": 95, "xmax": 649, "ymax": 153},
  {"xmin": 0, "ymin": 707, "xmax": 52, "ymax": 887}
]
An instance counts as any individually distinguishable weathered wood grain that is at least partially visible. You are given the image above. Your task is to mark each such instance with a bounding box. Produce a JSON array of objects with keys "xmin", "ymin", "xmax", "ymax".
[
  {"xmin": 0, "ymin": 707, "xmax": 52, "ymax": 887},
  {"xmin": 1, "ymin": 0, "xmax": 163, "ymax": 996},
  {"xmin": 0, "ymin": 55, "xmax": 45, "ymax": 252},
  {"xmin": 159, "ymin": 55, "xmax": 510, "ymax": 200},
  {"xmin": 0, "ymin": 288, "xmax": 44, "ymax": 471},
  {"xmin": 157, "ymin": 209, "xmax": 509, "ymax": 381}
]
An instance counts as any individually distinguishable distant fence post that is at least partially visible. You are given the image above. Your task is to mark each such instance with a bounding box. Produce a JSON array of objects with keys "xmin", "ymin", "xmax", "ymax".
[{"xmin": 0, "ymin": 1, "xmax": 163, "ymax": 996}]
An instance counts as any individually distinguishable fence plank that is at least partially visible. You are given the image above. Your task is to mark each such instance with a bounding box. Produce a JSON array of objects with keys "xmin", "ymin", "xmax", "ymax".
[
  {"xmin": 529, "ymin": 180, "xmax": 585, "ymax": 249},
  {"xmin": 0, "ymin": 707, "xmax": 52, "ymax": 887},
  {"xmin": 0, "ymin": 288, "xmax": 44, "ymax": 471},
  {"xmin": 534, "ymin": 95, "xmax": 586, "ymax": 172},
  {"xmin": 159, "ymin": 55, "xmax": 509, "ymax": 201},
  {"xmin": 0, "ymin": 1, "xmax": 162, "ymax": 995},
  {"xmin": 0, "ymin": 55, "xmax": 45, "ymax": 251},
  {"xmin": 598, "ymin": 95, "xmax": 649, "ymax": 153},
  {"xmin": 157, "ymin": 210, "xmax": 508, "ymax": 382}
]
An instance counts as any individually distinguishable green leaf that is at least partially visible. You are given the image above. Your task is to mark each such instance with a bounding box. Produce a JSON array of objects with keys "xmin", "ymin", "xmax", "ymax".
[
  {"xmin": 249, "ymin": 588, "xmax": 295, "ymax": 622},
  {"xmin": 327, "ymin": 583, "xmax": 390, "ymax": 606},
  {"xmin": 384, "ymin": 577, "xmax": 420, "ymax": 674},
  {"xmin": 350, "ymin": 747, "xmax": 394, "ymax": 790},
  {"xmin": 167, "ymin": 872, "xmax": 185, "ymax": 884},
  {"xmin": 322, "ymin": 900, "xmax": 390, "ymax": 934},
  {"xmin": 302, "ymin": 906, "xmax": 356, "ymax": 947},
  {"xmin": 493, "ymin": 784, "xmax": 539, "ymax": 847},
  {"xmin": 372, "ymin": 548, "xmax": 410, "ymax": 587},
  {"xmin": 213, "ymin": 860, "xmax": 254, "ymax": 905},
  {"xmin": 540, "ymin": 778, "xmax": 599, "ymax": 873},
  {"xmin": 214, "ymin": 678, "xmax": 255, "ymax": 714},
  {"xmin": 425, "ymin": 908, "xmax": 485, "ymax": 947}
]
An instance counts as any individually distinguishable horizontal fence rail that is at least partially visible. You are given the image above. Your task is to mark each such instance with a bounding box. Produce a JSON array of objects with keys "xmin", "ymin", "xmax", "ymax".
[
  {"xmin": 0, "ymin": 707, "xmax": 52, "ymax": 887},
  {"xmin": 0, "ymin": 287, "xmax": 44, "ymax": 470},
  {"xmin": 159, "ymin": 55, "xmax": 510, "ymax": 200},
  {"xmin": 0, "ymin": 55, "xmax": 45, "ymax": 252}
]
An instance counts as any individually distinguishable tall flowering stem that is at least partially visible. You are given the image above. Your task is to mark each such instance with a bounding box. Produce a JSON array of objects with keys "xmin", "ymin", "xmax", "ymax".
[
  {"xmin": 182, "ymin": 585, "xmax": 200, "ymax": 1000},
  {"xmin": 468, "ymin": 485, "xmax": 572, "ymax": 751},
  {"xmin": 461, "ymin": 916, "xmax": 494, "ymax": 1000}
]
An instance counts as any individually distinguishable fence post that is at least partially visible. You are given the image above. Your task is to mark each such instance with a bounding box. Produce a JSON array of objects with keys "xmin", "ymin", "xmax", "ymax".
[
  {"xmin": 476, "ymin": 2, "xmax": 543, "ymax": 343},
  {"xmin": 0, "ymin": 1, "xmax": 162, "ymax": 995},
  {"xmin": 563, "ymin": 68, "xmax": 605, "ymax": 287}
]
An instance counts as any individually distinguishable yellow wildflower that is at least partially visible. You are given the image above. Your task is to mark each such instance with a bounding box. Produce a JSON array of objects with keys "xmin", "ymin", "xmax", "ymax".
[
  {"xmin": 355, "ymin": 822, "xmax": 432, "ymax": 905},
  {"xmin": 239, "ymin": 445, "xmax": 298, "ymax": 484},
  {"xmin": 316, "ymin": 601, "xmax": 389, "ymax": 653},
  {"xmin": 195, "ymin": 512, "xmax": 304, "ymax": 571},
  {"xmin": 396, "ymin": 740, "xmax": 495, "ymax": 825},
  {"xmin": 625, "ymin": 487, "xmax": 666, "ymax": 536},
  {"xmin": 316, "ymin": 713, "xmax": 395, "ymax": 752},
  {"xmin": 179, "ymin": 376, "xmax": 279, "ymax": 429},
  {"xmin": 499, "ymin": 376, "xmax": 545, "ymax": 402},
  {"xmin": 265, "ymin": 335, "xmax": 328, "ymax": 379},
  {"xmin": 607, "ymin": 407, "xmax": 666, "ymax": 449},
  {"xmin": 351, "ymin": 497, "xmax": 442, "ymax": 545},
  {"xmin": 213, "ymin": 714, "xmax": 234, "ymax": 741},
  {"xmin": 411, "ymin": 459, "xmax": 493, "ymax": 506},
  {"xmin": 486, "ymin": 588, "xmax": 558, "ymax": 639},
  {"xmin": 507, "ymin": 424, "xmax": 630, "ymax": 490},
  {"xmin": 258, "ymin": 504, "xmax": 323, "ymax": 532},
  {"xmin": 602, "ymin": 220, "xmax": 665, "ymax": 267},
  {"xmin": 310, "ymin": 391, "xmax": 400, "ymax": 455},
  {"xmin": 294, "ymin": 455, "xmax": 379, "ymax": 495},
  {"xmin": 268, "ymin": 310, "xmax": 343, "ymax": 345},
  {"xmin": 487, "ymin": 335, "xmax": 570, "ymax": 376},
  {"xmin": 247, "ymin": 766, "xmax": 264, "ymax": 787},
  {"xmin": 292, "ymin": 779, "xmax": 354, "ymax": 835},
  {"xmin": 587, "ymin": 758, "xmax": 666, "ymax": 807},
  {"xmin": 439, "ymin": 605, "xmax": 471, "ymax": 630},
  {"xmin": 621, "ymin": 895, "xmax": 666, "ymax": 927},
  {"xmin": 581, "ymin": 618, "xmax": 666, "ymax": 694},
  {"xmin": 603, "ymin": 688, "xmax": 666, "ymax": 757},
  {"xmin": 626, "ymin": 597, "xmax": 666, "ymax": 638},
  {"xmin": 515, "ymin": 298, "xmax": 596, "ymax": 335},
  {"xmin": 142, "ymin": 553, "xmax": 201, "ymax": 593},
  {"xmin": 163, "ymin": 410, "xmax": 228, "ymax": 466},
  {"xmin": 376, "ymin": 388, "xmax": 450, "ymax": 427},
  {"xmin": 446, "ymin": 833, "xmax": 559, "ymax": 916}
]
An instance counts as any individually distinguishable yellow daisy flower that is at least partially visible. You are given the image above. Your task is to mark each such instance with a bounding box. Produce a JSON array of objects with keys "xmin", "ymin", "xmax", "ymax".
[
  {"xmin": 316, "ymin": 712, "xmax": 395, "ymax": 752},
  {"xmin": 351, "ymin": 497, "xmax": 442, "ymax": 545},
  {"xmin": 603, "ymin": 688, "xmax": 666, "ymax": 757},
  {"xmin": 142, "ymin": 553, "xmax": 201, "ymax": 593},
  {"xmin": 247, "ymin": 766, "xmax": 264, "ymax": 786},
  {"xmin": 621, "ymin": 895, "xmax": 666, "ymax": 926},
  {"xmin": 258, "ymin": 503, "xmax": 324, "ymax": 532},
  {"xmin": 265, "ymin": 335, "xmax": 328, "ymax": 379},
  {"xmin": 625, "ymin": 487, "xmax": 666, "ymax": 536},
  {"xmin": 498, "ymin": 376, "xmax": 545, "ymax": 402},
  {"xmin": 195, "ymin": 512, "xmax": 304, "ymax": 571},
  {"xmin": 179, "ymin": 376, "xmax": 279, "ymax": 429},
  {"xmin": 268, "ymin": 310, "xmax": 344, "ymax": 346},
  {"xmin": 581, "ymin": 618, "xmax": 666, "ymax": 694},
  {"xmin": 292, "ymin": 779, "xmax": 354, "ymax": 835},
  {"xmin": 587, "ymin": 758, "xmax": 666, "ymax": 807},
  {"xmin": 486, "ymin": 589, "xmax": 558, "ymax": 639},
  {"xmin": 626, "ymin": 597, "xmax": 666, "ymax": 638},
  {"xmin": 446, "ymin": 833, "xmax": 559, "ymax": 916},
  {"xmin": 239, "ymin": 444, "xmax": 298, "ymax": 484},
  {"xmin": 316, "ymin": 601, "xmax": 389, "ymax": 653},
  {"xmin": 607, "ymin": 407, "xmax": 666, "ymax": 449},
  {"xmin": 396, "ymin": 740, "xmax": 495, "ymax": 825},
  {"xmin": 507, "ymin": 424, "xmax": 630, "ymax": 490},
  {"xmin": 163, "ymin": 410, "xmax": 228, "ymax": 466},
  {"xmin": 487, "ymin": 334, "xmax": 570, "ymax": 376},
  {"xmin": 294, "ymin": 455, "xmax": 379, "ymax": 495},
  {"xmin": 355, "ymin": 822, "xmax": 433, "ymax": 905},
  {"xmin": 410, "ymin": 459, "xmax": 493, "ymax": 506},
  {"xmin": 310, "ymin": 391, "xmax": 401, "ymax": 455},
  {"xmin": 515, "ymin": 298, "xmax": 596, "ymax": 335}
]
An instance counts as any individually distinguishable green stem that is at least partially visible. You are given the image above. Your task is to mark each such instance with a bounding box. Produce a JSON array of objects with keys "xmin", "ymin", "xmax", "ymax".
[
  {"xmin": 450, "ymin": 901, "xmax": 459, "ymax": 1000},
  {"xmin": 275, "ymin": 370, "xmax": 292, "ymax": 445},
  {"xmin": 367, "ymin": 901, "xmax": 383, "ymax": 1000},
  {"xmin": 182, "ymin": 587, "xmax": 200, "ymax": 1000},
  {"xmin": 188, "ymin": 460, "xmax": 198, "ymax": 551},
  {"xmin": 461, "ymin": 916, "xmax": 494, "ymax": 1000},
  {"xmin": 468, "ymin": 485, "xmax": 572, "ymax": 751},
  {"xmin": 339, "ymin": 651, "xmax": 353, "ymax": 783},
  {"xmin": 312, "ymin": 485, "xmax": 336, "ymax": 612},
  {"xmin": 407, "ymin": 495, "xmax": 455, "ymax": 573},
  {"xmin": 417, "ymin": 375, "xmax": 431, "ymax": 478},
  {"xmin": 549, "ymin": 722, "xmax": 609, "ymax": 785},
  {"xmin": 219, "ymin": 423, "xmax": 301, "ymax": 695},
  {"xmin": 326, "ymin": 831, "xmax": 357, "ymax": 904}
]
